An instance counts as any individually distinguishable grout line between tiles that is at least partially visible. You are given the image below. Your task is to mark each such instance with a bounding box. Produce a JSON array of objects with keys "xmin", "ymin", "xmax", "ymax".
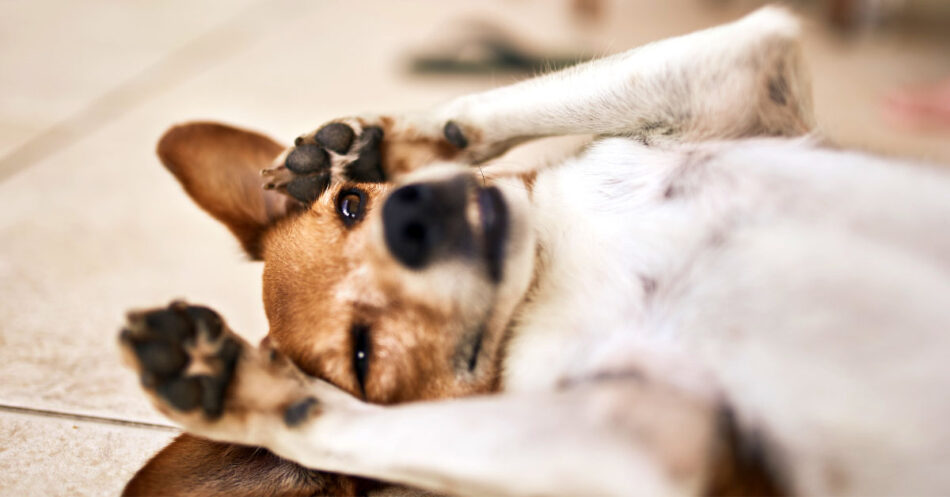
[
  {"xmin": 0, "ymin": 404, "xmax": 179, "ymax": 432},
  {"xmin": 0, "ymin": 0, "xmax": 315, "ymax": 183}
]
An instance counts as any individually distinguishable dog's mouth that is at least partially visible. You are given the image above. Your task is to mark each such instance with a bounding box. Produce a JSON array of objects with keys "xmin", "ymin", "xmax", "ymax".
[{"xmin": 476, "ymin": 186, "xmax": 508, "ymax": 283}]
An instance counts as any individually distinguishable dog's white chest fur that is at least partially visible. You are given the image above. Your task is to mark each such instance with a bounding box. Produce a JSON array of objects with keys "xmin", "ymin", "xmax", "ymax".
[
  {"xmin": 503, "ymin": 137, "xmax": 950, "ymax": 493},
  {"xmin": 503, "ymin": 137, "xmax": 735, "ymax": 392}
]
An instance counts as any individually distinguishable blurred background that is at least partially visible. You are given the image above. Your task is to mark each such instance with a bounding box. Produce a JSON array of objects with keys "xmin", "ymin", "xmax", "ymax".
[{"xmin": 0, "ymin": 0, "xmax": 947, "ymax": 494}]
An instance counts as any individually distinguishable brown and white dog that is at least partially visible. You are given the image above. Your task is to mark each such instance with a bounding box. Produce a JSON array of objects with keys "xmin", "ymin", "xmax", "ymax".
[{"xmin": 119, "ymin": 7, "xmax": 950, "ymax": 496}]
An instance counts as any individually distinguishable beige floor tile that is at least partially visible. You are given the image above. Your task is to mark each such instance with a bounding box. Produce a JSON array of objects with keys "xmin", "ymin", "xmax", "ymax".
[
  {"xmin": 0, "ymin": 0, "xmax": 264, "ymax": 166},
  {"xmin": 0, "ymin": 410, "xmax": 176, "ymax": 497},
  {"xmin": 0, "ymin": 113, "xmax": 270, "ymax": 423}
]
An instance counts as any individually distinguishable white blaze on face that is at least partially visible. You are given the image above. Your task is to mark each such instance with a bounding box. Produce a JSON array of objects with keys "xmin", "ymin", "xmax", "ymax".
[{"xmin": 334, "ymin": 263, "xmax": 388, "ymax": 308}]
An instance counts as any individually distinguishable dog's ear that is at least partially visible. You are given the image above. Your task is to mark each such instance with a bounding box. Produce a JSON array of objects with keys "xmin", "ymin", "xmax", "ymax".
[{"xmin": 157, "ymin": 122, "xmax": 296, "ymax": 260}]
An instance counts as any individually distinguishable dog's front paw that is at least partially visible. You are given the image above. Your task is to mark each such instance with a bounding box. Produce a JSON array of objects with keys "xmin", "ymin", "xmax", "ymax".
[
  {"xmin": 262, "ymin": 116, "xmax": 470, "ymax": 204},
  {"xmin": 120, "ymin": 301, "xmax": 241, "ymax": 420},
  {"xmin": 121, "ymin": 301, "xmax": 336, "ymax": 444}
]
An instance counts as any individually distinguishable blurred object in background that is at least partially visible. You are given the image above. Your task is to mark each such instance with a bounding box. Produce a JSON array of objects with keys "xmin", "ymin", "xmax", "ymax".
[
  {"xmin": 827, "ymin": 0, "xmax": 950, "ymax": 32},
  {"xmin": 406, "ymin": 18, "xmax": 589, "ymax": 75},
  {"xmin": 813, "ymin": 0, "xmax": 950, "ymax": 136},
  {"xmin": 884, "ymin": 78, "xmax": 950, "ymax": 132},
  {"xmin": 571, "ymin": 0, "xmax": 607, "ymax": 24},
  {"xmin": 407, "ymin": 0, "xmax": 608, "ymax": 75}
]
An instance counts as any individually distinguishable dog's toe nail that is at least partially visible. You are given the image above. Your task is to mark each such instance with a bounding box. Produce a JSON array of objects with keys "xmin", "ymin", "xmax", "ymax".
[
  {"xmin": 286, "ymin": 173, "xmax": 330, "ymax": 204},
  {"xmin": 286, "ymin": 144, "xmax": 329, "ymax": 174},
  {"xmin": 443, "ymin": 121, "xmax": 468, "ymax": 149},
  {"xmin": 316, "ymin": 123, "xmax": 355, "ymax": 154},
  {"xmin": 284, "ymin": 397, "xmax": 319, "ymax": 427},
  {"xmin": 261, "ymin": 166, "xmax": 294, "ymax": 192}
]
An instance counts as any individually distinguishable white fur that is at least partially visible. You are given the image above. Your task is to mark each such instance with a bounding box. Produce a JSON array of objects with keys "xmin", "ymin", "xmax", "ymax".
[
  {"xmin": 506, "ymin": 136, "xmax": 950, "ymax": 494},
  {"xmin": 165, "ymin": 7, "xmax": 950, "ymax": 495}
]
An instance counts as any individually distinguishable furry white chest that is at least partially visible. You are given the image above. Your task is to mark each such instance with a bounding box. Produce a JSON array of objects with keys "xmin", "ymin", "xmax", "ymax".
[
  {"xmin": 501, "ymin": 136, "xmax": 950, "ymax": 493},
  {"xmin": 501, "ymin": 137, "xmax": 731, "ymax": 392},
  {"xmin": 501, "ymin": 135, "xmax": 950, "ymax": 397}
]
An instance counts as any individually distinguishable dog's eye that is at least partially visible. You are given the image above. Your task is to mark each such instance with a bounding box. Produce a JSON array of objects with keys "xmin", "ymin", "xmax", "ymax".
[
  {"xmin": 336, "ymin": 189, "xmax": 366, "ymax": 227},
  {"xmin": 351, "ymin": 324, "xmax": 371, "ymax": 397}
]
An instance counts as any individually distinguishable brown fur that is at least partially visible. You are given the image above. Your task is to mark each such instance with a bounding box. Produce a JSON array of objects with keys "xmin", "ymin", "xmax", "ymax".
[
  {"xmin": 123, "ymin": 434, "xmax": 367, "ymax": 497},
  {"xmin": 375, "ymin": 116, "xmax": 462, "ymax": 177},
  {"xmin": 704, "ymin": 408, "xmax": 786, "ymax": 496},
  {"xmin": 157, "ymin": 122, "xmax": 300, "ymax": 259},
  {"xmin": 131, "ymin": 122, "xmax": 502, "ymax": 494},
  {"xmin": 259, "ymin": 179, "xmax": 497, "ymax": 403}
]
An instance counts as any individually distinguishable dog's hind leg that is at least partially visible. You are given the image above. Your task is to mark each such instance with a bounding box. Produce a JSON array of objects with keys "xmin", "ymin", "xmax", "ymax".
[
  {"xmin": 434, "ymin": 6, "xmax": 815, "ymax": 153},
  {"xmin": 268, "ymin": 7, "xmax": 812, "ymax": 195}
]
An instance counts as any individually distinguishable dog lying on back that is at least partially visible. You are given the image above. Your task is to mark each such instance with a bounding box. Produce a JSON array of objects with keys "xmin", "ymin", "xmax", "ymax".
[{"xmin": 119, "ymin": 7, "xmax": 950, "ymax": 496}]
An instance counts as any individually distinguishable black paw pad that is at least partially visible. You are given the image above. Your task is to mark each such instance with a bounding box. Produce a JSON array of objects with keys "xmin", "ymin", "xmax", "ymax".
[
  {"xmin": 198, "ymin": 374, "xmax": 228, "ymax": 418},
  {"xmin": 133, "ymin": 340, "xmax": 189, "ymax": 377},
  {"xmin": 195, "ymin": 336, "xmax": 241, "ymax": 419},
  {"xmin": 286, "ymin": 144, "xmax": 329, "ymax": 174},
  {"xmin": 284, "ymin": 397, "xmax": 319, "ymax": 427},
  {"xmin": 443, "ymin": 121, "xmax": 468, "ymax": 149},
  {"xmin": 123, "ymin": 303, "xmax": 239, "ymax": 419},
  {"xmin": 157, "ymin": 377, "xmax": 203, "ymax": 411},
  {"xmin": 316, "ymin": 123, "xmax": 355, "ymax": 154},
  {"xmin": 142, "ymin": 308, "xmax": 194, "ymax": 342},
  {"xmin": 217, "ymin": 336, "xmax": 242, "ymax": 368},
  {"xmin": 343, "ymin": 126, "xmax": 385, "ymax": 183},
  {"xmin": 286, "ymin": 172, "xmax": 330, "ymax": 204}
]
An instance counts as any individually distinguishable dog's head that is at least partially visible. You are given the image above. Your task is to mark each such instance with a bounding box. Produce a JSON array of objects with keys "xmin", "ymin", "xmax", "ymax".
[{"xmin": 158, "ymin": 122, "xmax": 536, "ymax": 404}]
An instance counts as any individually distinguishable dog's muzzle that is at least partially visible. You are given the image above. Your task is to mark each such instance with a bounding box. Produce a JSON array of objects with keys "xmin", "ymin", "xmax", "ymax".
[
  {"xmin": 383, "ymin": 176, "xmax": 471, "ymax": 269},
  {"xmin": 382, "ymin": 176, "xmax": 508, "ymax": 279}
]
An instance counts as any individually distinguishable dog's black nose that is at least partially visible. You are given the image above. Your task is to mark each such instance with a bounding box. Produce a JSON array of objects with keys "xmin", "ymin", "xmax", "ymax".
[{"xmin": 383, "ymin": 178, "xmax": 469, "ymax": 269}]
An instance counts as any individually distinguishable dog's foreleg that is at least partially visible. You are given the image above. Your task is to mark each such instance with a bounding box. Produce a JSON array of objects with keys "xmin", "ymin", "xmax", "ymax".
[
  {"xmin": 255, "ymin": 380, "xmax": 722, "ymax": 497},
  {"xmin": 119, "ymin": 304, "xmax": 738, "ymax": 496},
  {"xmin": 433, "ymin": 6, "xmax": 814, "ymax": 160}
]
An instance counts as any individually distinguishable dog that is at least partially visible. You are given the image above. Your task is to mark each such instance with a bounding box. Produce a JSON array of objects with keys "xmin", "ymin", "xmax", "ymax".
[{"xmin": 118, "ymin": 6, "xmax": 950, "ymax": 496}]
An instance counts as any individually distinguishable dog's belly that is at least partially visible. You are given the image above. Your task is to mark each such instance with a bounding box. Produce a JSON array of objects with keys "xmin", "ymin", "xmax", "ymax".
[
  {"xmin": 672, "ymin": 222, "xmax": 950, "ymax": 494},
  {"xmin": 502, "ymin": 137, "xmax": 950, "ymax": 494}
]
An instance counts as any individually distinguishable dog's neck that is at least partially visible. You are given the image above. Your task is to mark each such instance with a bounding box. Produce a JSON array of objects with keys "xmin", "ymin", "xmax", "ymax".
[{"xmin": 497, "ymin": 140, "xmax": 662, "ymax": 392}]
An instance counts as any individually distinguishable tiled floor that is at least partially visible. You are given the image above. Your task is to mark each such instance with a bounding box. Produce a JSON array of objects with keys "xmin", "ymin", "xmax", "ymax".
[{"xmin": 1, "ymin": 1, "xmax": 948, "ymax": 495}]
